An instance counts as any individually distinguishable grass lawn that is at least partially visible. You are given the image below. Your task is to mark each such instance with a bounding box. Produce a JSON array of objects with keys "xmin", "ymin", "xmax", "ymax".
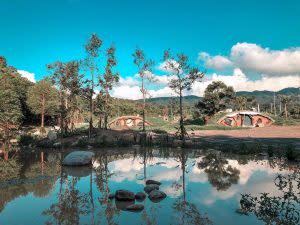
[{"xmin": 145, "ymin": 116, "xmax": 247, "ymax": 133}]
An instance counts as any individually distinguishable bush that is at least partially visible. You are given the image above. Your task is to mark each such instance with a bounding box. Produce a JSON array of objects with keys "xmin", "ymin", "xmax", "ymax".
[{"xmin": 18, "ymin": 134, "xmax": 37, "ymax": 147}]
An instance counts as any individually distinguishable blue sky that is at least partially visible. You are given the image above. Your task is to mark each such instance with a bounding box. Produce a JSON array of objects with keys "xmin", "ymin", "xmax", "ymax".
[{"xmin": 1, "ymin": 0, "xmax": 300, "ymax": 98}]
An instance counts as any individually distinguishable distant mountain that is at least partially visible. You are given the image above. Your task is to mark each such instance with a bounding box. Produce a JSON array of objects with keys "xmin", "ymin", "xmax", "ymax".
[
  {"xmin": 236, "ymin": 87, "xmax": 300, "ymax": 105},
  {"xmin": 141, "ymin": 87, "xmax": 300, "ymax": 105},
  {"xmin": 143, "ymin": 95, "xmax": 201, "ymax": 105}
]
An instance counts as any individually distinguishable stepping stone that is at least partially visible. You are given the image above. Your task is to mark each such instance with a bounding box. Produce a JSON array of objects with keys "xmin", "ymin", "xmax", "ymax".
[
  {"xmin": 144, "ymin": 184, "xmax": 159, "ymax": 193},
  {"xmin": 148, "ymin": 190, "xmax": 167, "ymax": 203},
  {"xmin": 115, "ymin": 190, "xmax": 135, "ymax": 201},
  {"xmin": 135, "ymin": 192, "xmax": 146, "ymax": 200}
]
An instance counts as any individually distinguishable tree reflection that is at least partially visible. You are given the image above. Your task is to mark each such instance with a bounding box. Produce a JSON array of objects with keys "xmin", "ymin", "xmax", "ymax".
[
  {"xmin": 239, "ymin": 172, "xmax": 300, "ymax": 225},
  {"xmin": 172, "ymin": 149, "xmax": 212, "ymax": 225},
  {"xmin": 198, "ymin": 152, "xmax": 240, "ymax": 191},
  {"xmin": 95, "ymin": 151, "xmax": 119, "ymax": 225},
  {"xmin": 43, "ymin": 176, "xmax": 90, "ymax": 225}
]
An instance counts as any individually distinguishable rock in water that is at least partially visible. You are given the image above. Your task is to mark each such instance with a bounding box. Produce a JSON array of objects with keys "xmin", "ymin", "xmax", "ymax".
[
  {"xmin": 144, "ymin": 184, "xmax": 159, "ymax": 193},
  {"xmin": 115, "ymin": 200, "xmax": 135, "ymax": 210},
  {"xmin": 115, "ymin": 190, "xmax": 135, "ymax": 201},
  {"xmin": 126, "ymin": 204, "xmax": 144, "ymax": 212},
  {"xmin": 135, "ymin": 192, "xmax": 146, "ymax": 200},
  {"xmin": 148, "ymin": 190, "xmax": 167, "ymax": 202},
  {"xmin": 145, "ymin": 180, "xmax": 161, "ymax": 185},
  {"xmin": 62, "ymin": 151, "xmax": 94, "ymax": 166}
]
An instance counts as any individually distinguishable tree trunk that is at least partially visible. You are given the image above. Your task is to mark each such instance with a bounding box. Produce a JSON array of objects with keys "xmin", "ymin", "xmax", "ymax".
[
  {"xmin": 41, "ymin": 93, "xmax": 45, "ymax": 128},
  {"xmin": 179, "ymin": 88, "xmax": 184, "ymax": 141},
  {"xmin": 285, "ymin": 104, "xmax": 288, "ymax": 118},
  {"xmin": 89, "ymin": 58, "xmax": 95, "ymax": 138},
  {"xmin": 104, "ymin": 88, "xmax": 109, "ymax": 130},
  {"xmin": 142, "ymin": 76, "xmax": 146, "ymax": 132}
]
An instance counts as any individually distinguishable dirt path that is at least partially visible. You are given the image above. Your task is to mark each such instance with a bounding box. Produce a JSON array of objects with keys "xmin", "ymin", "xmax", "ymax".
[{"xmin": 191, "ymin": 126, "xmax": 300, "ymax": 149}]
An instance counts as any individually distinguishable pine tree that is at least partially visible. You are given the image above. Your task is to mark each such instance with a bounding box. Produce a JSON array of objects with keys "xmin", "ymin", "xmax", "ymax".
[
  {"xmin": 27, "ymin": 78, "xmax": 59, "ymax": 128},
  {"xmin": 0, "ymin": 73, "xmax": 22, "ymax": 152}
]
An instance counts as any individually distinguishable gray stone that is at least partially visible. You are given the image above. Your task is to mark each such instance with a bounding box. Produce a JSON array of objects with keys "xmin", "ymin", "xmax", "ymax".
[
  {"xmin": 126, "ymin": 204, "xmax": 144, "ymax": 212},
  {"xmin": 135, "ymin": 192, "xmax": 146, "ymax": 200},
  {"xmin": 144, "ymin": 184, "xmax": 159, "ymax": 193},
  {"xmin": 148, "ymin": 190, "xmax": 167, "ymax": 202},
  {"xmin": 145, "ymin": 180, "xmax": 161, "ymax": 186},
  {"xmin": 62, "ymin": 151, "xmax": 94, "ymax": 166},
  {"xmin": 47, "ymin": 130, "xmax": 57, "ymax": 141},
  {"xmin": 115, "ymin": 200, "xmax": 135, "ymax": 210},
  {"xmin": 115, "ymin": 190, "xmax": 135, "ymax": 201}
]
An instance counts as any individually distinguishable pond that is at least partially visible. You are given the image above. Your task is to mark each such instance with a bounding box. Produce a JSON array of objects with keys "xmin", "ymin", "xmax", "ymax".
[{"xmin": 0, "ymin": 148, "xmax": 299, "ymax": 225}]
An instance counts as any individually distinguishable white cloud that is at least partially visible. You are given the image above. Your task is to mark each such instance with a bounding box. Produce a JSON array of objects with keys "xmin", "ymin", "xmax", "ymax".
[
  {"xmin": 119, "ymin": 76, "xmax": 139, "ymax": 86},
  {"xmin": 191, "ymin": 68, "xmax": 300, "ymax": 96},
  {"xmin": 158, "ymin": 60, "xmax": 182, "ymax": 74},
  {"xmin": 17, "ymin": 70, "xmax": 36, "ymax": 82},
  {"xmin": 231, "ymin": 43, "xmax": 300, "ymax": 76},
  {"xmin": 199, "ymin": 42, "xmax": 300, "ymax": 76},
  {"xmin": 199, "ymin": 52, "xmax": 232, "ymax": 71}
]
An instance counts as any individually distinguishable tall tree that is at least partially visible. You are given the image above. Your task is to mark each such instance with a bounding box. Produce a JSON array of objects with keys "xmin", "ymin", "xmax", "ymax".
[
  {"xmin": 27, "ymin": 78, "xmax": 59, "ymax": 128},
  {"xmin": 279, "ymin": 95, "xmax": 292, "ymax": 118},
  {"xmin": 99, "ymin": 45, "xmax": 119, "ymax": 129},
  {"xmin": 234, "ymin": 96, "xmax": 248, "ymax": 111},
  {"xmin": 84, "ymin": 33, "xmax": 102, "ymax": 138},
  {"xmin": 132, "ymin": 48, "xmax": 155, "ymax": 131},
  {"xmin": 196, "ymin": 81, "xmax": 235, "ymax": 123},
  {"xmin": 162, "ymin": 49, "xmax": 204, "ymax": 140},
  {"xmin": 47, "ymin": 61, "xmax": 83, "ymax": 135},
  {"xmin": 0, "ymin": 57, "xmax": 23, "ymax": 155},
  {"xmin": 0, "ymin": 76, "xmax": 22, "ymax": 153}
]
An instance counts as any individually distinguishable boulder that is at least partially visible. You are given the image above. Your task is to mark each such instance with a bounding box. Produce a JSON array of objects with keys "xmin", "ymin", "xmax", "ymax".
[
  {"xmin": 47, "ymin": 130, "xmax": 57, "ymax": 141},
  {"xmin": 148, "ymin": 190, "xmax": 167, "ymax": 203},
  {"xmin": 126, "ymin": 204, "xmax": 144, "ymax": 212},
  {"xmin": 115, "ymin": 200, "xmax": 135, "ymax": 210},
  {"xmin": 115, "ymin": 190, "xmax": 135, "ymax": 201},
  {"xmin": 62, "ymin": 151, "xmax": 94, "ymax": 166},
  {"xmin": 135, "ymin": 192, "xmax": 146, "ymax": 201},
  {"xmin": 145, "ymin": 180, "xmax": 161, "ymax": 186},
  {"xmin": 144, "ymin": 184, "xmax": 159, "ymax": 193}
]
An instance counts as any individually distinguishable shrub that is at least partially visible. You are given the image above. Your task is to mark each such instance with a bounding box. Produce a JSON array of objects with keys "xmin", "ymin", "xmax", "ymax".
[{"xmin": 18, "ymin": 134, "xmax": 37, "ymax": 147}]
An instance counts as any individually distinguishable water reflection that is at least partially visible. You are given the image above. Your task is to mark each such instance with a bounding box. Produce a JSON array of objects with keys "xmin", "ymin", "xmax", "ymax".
[
  {"xmin": 0, "ymin": 148, "xmax": 299, "ymax": 225},
  {"xmin": 239, "ymin": 172, "xmax": 300, "ymax": 225},
  {"xmin": 198, "ymin": 152, "xmax": 240, "ymax": 191}
]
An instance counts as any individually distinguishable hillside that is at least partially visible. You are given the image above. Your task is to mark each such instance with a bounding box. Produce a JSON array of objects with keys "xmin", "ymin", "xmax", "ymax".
[{"xmin": 142, "ymin": 87, "xmax": 300, "ymax": 105}]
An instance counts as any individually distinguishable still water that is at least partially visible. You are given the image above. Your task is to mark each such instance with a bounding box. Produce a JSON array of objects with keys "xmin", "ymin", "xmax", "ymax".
[{"xmin": 0, "ymin": 148, "xmax": 299, "ymax": 225}]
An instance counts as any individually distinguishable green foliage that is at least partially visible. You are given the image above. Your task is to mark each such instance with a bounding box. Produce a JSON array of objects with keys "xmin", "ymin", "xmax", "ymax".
[
  {"xmin": 18, "ymin": 134, "xmax": 38, "ymax": 147},
  {"xmin": 27, "ymin": 78, "xmax": 59, "ymax": 126},
  {"xmin": 196, "ymin": 81, "xmax": 235, "ymax": 118},
  {"xmin": 162, "ymin": 49, "xmax": 205, "ymax": 140}
]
